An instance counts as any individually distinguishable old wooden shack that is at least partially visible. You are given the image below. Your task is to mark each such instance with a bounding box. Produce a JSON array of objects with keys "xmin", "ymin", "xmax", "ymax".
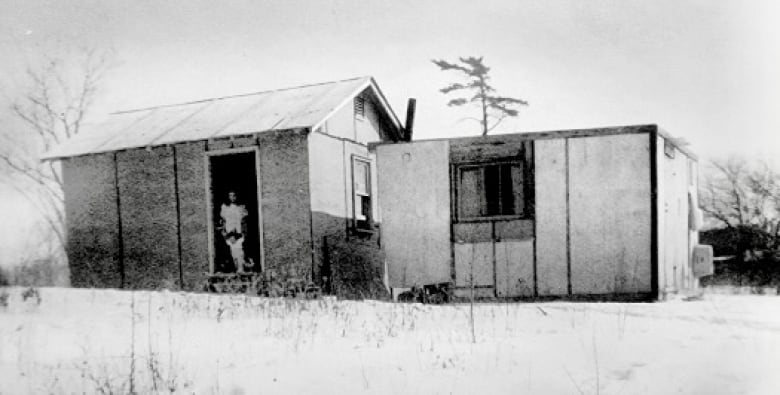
[
  {"xmin": 374, "ymin": 125, "xmax": 701, "ymax": 300},
  {"xmin": 43, "ymin": 77, "xmax": 402, "ymax": 297}
]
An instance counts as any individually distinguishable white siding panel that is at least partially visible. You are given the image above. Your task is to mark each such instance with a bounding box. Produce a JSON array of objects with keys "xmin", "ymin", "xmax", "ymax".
[
  {"xmin": 656, "ymin": 135, "xmax": 666, "ymax": 293},
  {"xmin": 308, "ymin": 133, "xmax": 347, "ymax": 218},
  {"xmin": 661, "ymin": 138, "xmax": 693, "ymax": 292},
  {"xmin": 535, "ymin": 139, "xmax": 568, "ymax": 295},
  {"xmin": 355, "ymin": 100, "xmax": 382, "ymax": 144},
  {"xmin": 324, "ymin": 101, "xmax": 356, "ymax": 141},
  {"xmin": 569, "ymin": 134, "xmax": 652, "ymax": 294},
  {"xmin": 454, "ymin": 242, "xmax": 494, "ymax": 287},
  {"xmin": 688, "ymin": 158, "xmax": 700, "ymax": 289},
  {"xmin": 377, "ymin": 141, "xmax": 451, "ymax": 287},
  {"xmin": 496, "ymin": 240, "xmax": 534, "ymax": 297}
]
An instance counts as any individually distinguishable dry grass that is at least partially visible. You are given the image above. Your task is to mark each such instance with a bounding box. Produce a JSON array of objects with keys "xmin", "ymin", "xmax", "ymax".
[{"xmin": 1, "ymin": 287, "xmax": 779, "ymax": 394}]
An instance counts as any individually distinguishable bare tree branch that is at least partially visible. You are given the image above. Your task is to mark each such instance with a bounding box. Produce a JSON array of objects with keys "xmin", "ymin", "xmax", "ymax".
[
  {"xmin": 11, "ymin": 103, "xmax": 58, "ymax": 148},
  {"xmin": 1, "ymin": 47, "xmax": 112, "ymax": 262},
  {"xmin": 701, "ymin": 157, "xmax": 780, "ymax": 246},
  {"xmin": 0, "ymin": 154, "xmax": 63, "ymax": 201}
]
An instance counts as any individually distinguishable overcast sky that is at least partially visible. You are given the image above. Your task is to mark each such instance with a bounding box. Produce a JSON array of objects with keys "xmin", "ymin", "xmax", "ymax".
[{"xmin": 1, "ymin": 0, "xmax": 778, "ymax": 264}]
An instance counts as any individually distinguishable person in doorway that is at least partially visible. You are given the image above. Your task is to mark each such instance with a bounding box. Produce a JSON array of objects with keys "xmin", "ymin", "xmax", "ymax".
[{"xmin": 219, "ymin": 190, "xmax": 255, "ymax": 273}]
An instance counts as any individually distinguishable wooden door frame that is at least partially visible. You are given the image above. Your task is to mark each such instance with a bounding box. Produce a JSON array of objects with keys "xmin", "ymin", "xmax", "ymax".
[{"xmin": 204, "ymin": 146, "xmax": 265, "ymax": 274}]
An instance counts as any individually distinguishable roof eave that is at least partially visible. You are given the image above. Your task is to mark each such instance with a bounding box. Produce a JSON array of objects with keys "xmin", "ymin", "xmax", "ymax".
[
  {"xmin": 310, "ymin": 77, "xmax": 404, "ymax": 141},
  {"xmin": 40, "ymin": 127, "xmax": 313, "ymax": 162}
]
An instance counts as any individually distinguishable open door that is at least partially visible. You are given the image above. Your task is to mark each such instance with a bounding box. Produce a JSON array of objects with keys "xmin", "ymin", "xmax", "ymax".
[{"xmin": 206, "ymin": 148, "xmax": 263, "ymax": 274}]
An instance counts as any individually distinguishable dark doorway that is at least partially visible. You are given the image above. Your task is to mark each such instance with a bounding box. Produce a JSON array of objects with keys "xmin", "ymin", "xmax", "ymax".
[{"xmin": 208, "ymin": 151, "xmax": 261, "ymax": 273}]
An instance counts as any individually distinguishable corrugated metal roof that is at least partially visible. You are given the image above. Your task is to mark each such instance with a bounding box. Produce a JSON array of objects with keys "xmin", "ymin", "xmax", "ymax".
[{"xmin": 43, "ymin": 76, "xmax": 400, "ymax": 160}]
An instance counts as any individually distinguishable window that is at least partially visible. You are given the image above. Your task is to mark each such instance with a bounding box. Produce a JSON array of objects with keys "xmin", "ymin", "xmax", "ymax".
[
  {"xmin": 352, "ymin": 157, "xmax": 372, "ymax": 230},
  {"xmin": 456, "ymin": 162, "xmax": 530, "ymax": 220}
]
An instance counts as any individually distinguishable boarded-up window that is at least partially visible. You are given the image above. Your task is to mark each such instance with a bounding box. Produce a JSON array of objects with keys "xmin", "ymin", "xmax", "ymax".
[
  {"xmin": 352, "ymin": 157, "xmax": 372, "ymax": 230},
  {"xmin": 456, "ymin": 162, "xmax": 529, "ymax": 220}
]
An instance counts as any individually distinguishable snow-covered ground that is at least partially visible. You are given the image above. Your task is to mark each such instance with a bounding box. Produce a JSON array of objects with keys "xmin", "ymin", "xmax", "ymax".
[{"xmin": 1, "ymin": 287, "xmax": 778, "ymax": 394}]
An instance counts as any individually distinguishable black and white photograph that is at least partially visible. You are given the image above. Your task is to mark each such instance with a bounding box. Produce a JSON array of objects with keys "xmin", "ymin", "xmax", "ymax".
[{"xmin": 1, "ymin": 1, "xmax": 778, "ymax": 393}]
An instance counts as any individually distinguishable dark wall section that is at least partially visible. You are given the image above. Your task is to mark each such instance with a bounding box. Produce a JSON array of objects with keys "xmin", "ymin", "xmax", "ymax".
[
  {"xmin": 257, "ymin": 131, "xmax": 313, "ymax": 287},
  {"xmin": 175, "ymin": 142, "xmax": 209, "ymax": 290},
  {"xmin": 307, "ymin": 132, "xmax": 347, "ymax": 286},
  {"xmin": 311, "ymin": 212, "xmax": 386, "ymax": 299},
  {"xmin": 311, "ymin": 212, "xmax": 345, "ymax": 286},
  {"xmin": 117, "ymin": 147, "xmax": 180, "ymax": 289},
  {"xmin": 63, "ymin": 131, "xmax": 371, "ymax": 294},
  {"xmin": 324, "ymin": 231, "xmax": 387, "ymax": 300},
  {"xmin": 63, "ymin": 153, "xmax": 122, "ymax": 288},
  {"xmin": 308, "ymin": 133, "xmax": 388, "ymax": 299}
]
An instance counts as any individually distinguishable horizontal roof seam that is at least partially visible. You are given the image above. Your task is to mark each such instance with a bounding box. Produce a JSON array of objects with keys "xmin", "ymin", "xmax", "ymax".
[{"xmin": 111, "ymin": 76, "xmax": 368, "ymax": 115}]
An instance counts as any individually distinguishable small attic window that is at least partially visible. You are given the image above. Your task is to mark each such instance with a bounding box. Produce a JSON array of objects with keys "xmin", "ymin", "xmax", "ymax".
[{"xmin": 354, "ymin": 96, "xmax": 366, "ymax": 120}]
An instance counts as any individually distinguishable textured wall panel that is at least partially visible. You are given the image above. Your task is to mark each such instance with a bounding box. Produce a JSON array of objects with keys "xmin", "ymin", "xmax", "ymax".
[
  {"xmin": 63, "ymin": 153, "xmax": 122, "ymax": 288},
  {"xmin": 258, "ymin": 131, "xmax": 313, "ymax": 286},
  {"xmin": 175, "ymin": 142, "xmax": 208, "ymax": 290},
  {"xmin": 117, "ymin": 147, "xmax": 179, "ymax": 289},
  {"xmin": 326, "ymin": 236, "xmax": 387, "ymax": 300},
  {"xmin": 494, "ymin": 220, "xmax": 534, "ymax": 241},
  {"xmin": 452, "ymin": 223, "xmax": 492, "ymax": 243}
]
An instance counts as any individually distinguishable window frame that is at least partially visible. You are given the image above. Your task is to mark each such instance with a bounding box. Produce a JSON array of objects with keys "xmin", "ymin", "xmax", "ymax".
[
  {"xmin": 452, "ymin": 158, "xmax": 533, "ymax": 223},
  {"xmin": 350, "ymin": 154, "xmax": 374, "ymax": 232}
]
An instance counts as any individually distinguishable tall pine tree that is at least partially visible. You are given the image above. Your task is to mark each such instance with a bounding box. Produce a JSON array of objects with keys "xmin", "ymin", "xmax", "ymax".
[{"xmin": 432, "ymin": 56, "xmax": 528, "ymax": 136}]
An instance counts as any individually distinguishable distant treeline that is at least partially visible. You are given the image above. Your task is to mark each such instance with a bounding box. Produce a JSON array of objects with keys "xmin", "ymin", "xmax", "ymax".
[
  {"xmin": 700, "ymin": 225, "xmax": 780, "ymax": 288},
  {"xmin": 0, "ymin": 259, "xmax": 69, "ymax": 287}
]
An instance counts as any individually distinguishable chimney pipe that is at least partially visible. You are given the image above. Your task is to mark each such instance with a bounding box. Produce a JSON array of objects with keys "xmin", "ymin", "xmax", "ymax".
[{"xmin": 404, "ymin": 98, "xmax": 416, "ymax": 142}]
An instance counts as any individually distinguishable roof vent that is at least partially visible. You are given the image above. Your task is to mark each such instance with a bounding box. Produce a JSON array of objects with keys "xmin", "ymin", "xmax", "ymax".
[{"xmin": 354, "ymin": 96, "xmax": 366, "ymax": 120}]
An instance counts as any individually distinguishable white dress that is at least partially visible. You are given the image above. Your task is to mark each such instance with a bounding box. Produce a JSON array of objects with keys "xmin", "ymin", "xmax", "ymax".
[
  {"xmin": 220, "ymin": 203, "xmax": 247, "ymax": 234},
  {"xmin": 220, "ymin": 203, "xmax": 251, "ymax": 271}
]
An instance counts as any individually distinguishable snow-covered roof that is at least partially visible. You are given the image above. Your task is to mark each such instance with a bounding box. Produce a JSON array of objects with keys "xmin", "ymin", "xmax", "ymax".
[{"xmin": 43, "ymin": 76, "xmax": 402, "ymax": 160}]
